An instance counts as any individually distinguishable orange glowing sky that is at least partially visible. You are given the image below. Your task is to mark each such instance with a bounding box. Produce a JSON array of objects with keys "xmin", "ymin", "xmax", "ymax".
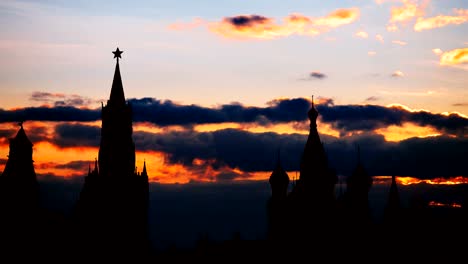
[{"xmin": 0, "ymin": 0, "xmax": 467, "ymax": 184}]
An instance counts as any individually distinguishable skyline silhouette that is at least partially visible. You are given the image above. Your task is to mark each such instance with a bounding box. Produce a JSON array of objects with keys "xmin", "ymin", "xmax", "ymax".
[{"xmin": 0, "ymin": 48, "xmax": 467, "ymax": 261}]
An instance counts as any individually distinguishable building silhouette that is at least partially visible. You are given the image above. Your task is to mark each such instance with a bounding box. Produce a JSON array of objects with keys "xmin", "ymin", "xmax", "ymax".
[
  {"xmin": 342, "ymin": 146, "xmax": 373, "ymax": 226},
  {"xmin": 0, "ymin": 122, "xmax": 39, "ymax": 214},
  {"xmin": 73, "ymin": 48, "xmax": 150, "ymax": 257},
  {"xmin": 267, "ymin": 97, "xmax": 339, "ymax": 257},
  {"xmin": 0, "ymin": 123, "xmax": 40, "ymax": 250}
]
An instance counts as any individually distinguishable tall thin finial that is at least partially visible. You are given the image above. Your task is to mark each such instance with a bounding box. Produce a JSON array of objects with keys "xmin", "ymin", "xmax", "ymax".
[
  {"xmin": 311, "ymin": 95, "xmax": 314, "ymax": 108},
  {"xmin": 112, "ymin": 47, "xmax": 123, "ymax": 63}
]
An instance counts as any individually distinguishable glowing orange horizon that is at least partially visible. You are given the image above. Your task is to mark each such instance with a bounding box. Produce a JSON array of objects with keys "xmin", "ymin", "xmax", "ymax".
[
  {"xmin": 374, "ymin": 176, "xmax": 468, "ymax": 185},
  {"xmin": 428, "ymin": 201, "xmax": 462, "ymax": 208}
]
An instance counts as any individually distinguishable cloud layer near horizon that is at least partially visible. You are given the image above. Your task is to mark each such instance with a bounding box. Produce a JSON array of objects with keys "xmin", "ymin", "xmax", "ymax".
[
  {"xmin": 1, "ymin": 97, "xmax": 466, "ymax": 136},
  {"xmin": 27, "ymin": 123, "xmax": 468, "ymax": 179},
  {"xmin": 1, "ymin": 96, "xmax": 467, "ymax": 181}
]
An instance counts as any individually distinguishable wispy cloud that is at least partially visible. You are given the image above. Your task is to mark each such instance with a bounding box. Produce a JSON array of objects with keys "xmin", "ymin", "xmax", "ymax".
[
  {"xmin": 355, "ymin": 31, "xmax": 368, "ymax": 38},
  {"xmin": 386, "ymin": 24, "xmax": 399, "ymax": 32},
  {"xmin": 391, "ymin": 70, "xmax": 405, "ymax": 77},
  {"xmin": 368, "ymin": 51, "xmax": 377, "ymax": 56},
  {"xmin": 414, "ymin": 9, "xmax": 468, "ymax": 31},
  {"xmin": 30, "ymin": 91, "xmax": 100, "ymax": 107},
  {"xmin": 432, "ymin": 48, "xmax": 443, "ymax": 55},
  {"xmin": 387, "ymin": 0, "xmax": 427, "ymax": 31},
  {"xmin": 440, "ymin": 48, "xmax": 468, "ymax": 66},
  {"xmin": 390, "ymin": 0, "xmax": 425, "ymax": 23},
  {"xmin": 365, "ymin": 96, "xmax": 380, "ymax": 102},
  {"xmin": 192, "ymin": 8, "xmax": 360, "ymax": 40},
  {"xmin": 392, "ymin": 40, "xmax": 407, "ymax": 45},
  {"xmin": 309, "ymin": 71, "xmax": 327, "ymax": 79},
  {"xmin": 453, "ymin": 103, "xmax": 468, "ymax": 107},
  {"xmin": 375, "ymin": 34, "xmax": 384, "ymax": 43}
]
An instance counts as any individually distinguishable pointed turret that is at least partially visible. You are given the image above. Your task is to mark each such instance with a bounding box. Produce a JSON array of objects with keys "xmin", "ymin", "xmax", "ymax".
[
  {"xmin": 387, "ymin": 175, "xmax": 400, "ymax": 208},
  {"xmin": 383, "ymin": 175, "xmax": 402, "ymax": 225},
  {"xmin": 93, "ymin": 158, "xmax": 99, "ymax": 175},
  {"xmin": 0, "ymin": 122, "xmax": 39, "ymax": 210},
  {"xmin": 344, "ymin": 145, "xmax": 373, "ymax": 224},
  {"xmin": 74, "ymin": 48, "xmax": 149, "ymax": 256},
  {"xmin": 141, "ymin": 160, "xmax": 148, "ymax": 178},
  {"xmin": 267, "ymin": 149, "xmax": 290, "ymax": 242},
  {"xmin": 98, "ymin": 47, "xmax": 135, "ymax": 178},
  {"xmin": 269, "ymin": 149, "xmax": 289, "ymax": 199},
  {"xmin": 296, "ymin": 95, "xmax": 336, "ymax": 198},
  {"xmin": 109, "ymin": 59, "xmax": 126, "ymax": 106}
]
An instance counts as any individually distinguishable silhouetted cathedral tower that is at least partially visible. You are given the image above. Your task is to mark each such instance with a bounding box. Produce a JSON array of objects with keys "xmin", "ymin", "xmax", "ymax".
[
  {"xmin": 74, "ymin": 48, "xmax": 149, "ymax": 255},
  {"xmin": 0, "ymin": 123, "xmax": 39, "ymax": 214},
  {"xmin": 290, "ymin": 96, "xmax": 337, "ymax": 216},
  {"xmin": 267, "ymin": 149, "xmax": 289, "ymax": 241},
  {"xmin": 98, "ymin": 47, "xmax": 135, "ymax": 179},
  {"xmin": 343, "ymin": 146, "xmax": 373, "ymax": 225}
]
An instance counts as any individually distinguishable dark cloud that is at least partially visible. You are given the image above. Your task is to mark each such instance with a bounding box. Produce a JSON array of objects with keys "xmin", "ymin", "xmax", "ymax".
[
  {"xmin": 132, "ymin": 128, "xmax": 467, "ymax": 179},
  {"xmin": 365, "ymin": 96, "xmax": 379, "ymax": 102},
  {"xmin": 30, "ymin": 91, "xmax": 99, "ymax": 107},
  {"xmin": 0, "ymin": 125, "xmax": 48, "ymax": 144},
  {"xmin": 225, "ymin": 15, "xmax": 270, "ymax": 28},
  {"xmin": 309, "ymin": 71, "xmax": 327, "ymax": 79},
  {"xmin": 453, "ymin": 103, "xmax": 468, "ymax": 107},
  {"xmin": 55, "ymin": 160, "xmax": 93, "ymax": 171},
  {"xmin": 129, "ymin": 97, "xmax": 310, "ymax": 126},
  {"xmin": 1, "ymin": 97, "xmax": 466, "ymax": 136},
  {"xmin": 0, "ymin": 128, "xmax": 16, "ymax": 144},
  {"xmin": 53, "ymin": 123, "xmax": 100, "ymax": 148},
  {"xmin": 317, "ymin": 104, "xmax": 468, "ymax": 135},
  {"xmin": 0, "ymin": 106, "xmax": 100, "ymax": 123},
  {"xmin": 24, "ymin": 125, "xmax": 50, "ymax": 144},
  {"xmin": 30, "ymin": 92, "xmax": 66, "ymax": 102}
]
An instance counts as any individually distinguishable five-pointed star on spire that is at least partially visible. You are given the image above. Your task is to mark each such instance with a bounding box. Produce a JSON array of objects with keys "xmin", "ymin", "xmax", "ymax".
[{"xmin": 112, "ymin": 47, "xmax": 123, "ymax": 61}]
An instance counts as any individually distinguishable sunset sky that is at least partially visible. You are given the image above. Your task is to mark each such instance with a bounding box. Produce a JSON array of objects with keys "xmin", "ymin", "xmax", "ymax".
[{"xmin": 0, "ymin": 0, "xmax": 467, "ymax": 185}]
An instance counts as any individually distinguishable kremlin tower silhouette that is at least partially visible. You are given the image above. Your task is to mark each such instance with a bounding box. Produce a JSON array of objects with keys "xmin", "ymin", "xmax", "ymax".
[{"xmin": 73, "ymin": 48, "xmax": 150, "ymax": 256}]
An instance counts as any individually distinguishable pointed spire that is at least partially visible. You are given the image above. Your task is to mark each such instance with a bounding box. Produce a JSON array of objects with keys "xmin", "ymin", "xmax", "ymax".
[
  {"xmin": 142, "ymin": 160, "xmax": 147, "ymax": 176},
  {"xmin": 13, "ymin": 121, "xmax": 32, "ymax": 146},
  {"xmin": 307, "ymin": 95, "xmax": 319, "ymax": 123},
  {"xmin": 94, "ymin": 158, "xmax": 99, "ymax": 175},
  {"xmin": 88, "ymin": 163, "xmax": 92, "ymax": 175},
  {"xmin": 109, "ymin": 47, "xmax": 126, "ymax": 106}
]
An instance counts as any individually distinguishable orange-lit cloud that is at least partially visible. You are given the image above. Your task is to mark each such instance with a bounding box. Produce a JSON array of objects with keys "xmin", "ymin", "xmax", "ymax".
[
  {"xmin": 375, "ymin": 123, "xmax": 441, "ymax": 141},
  {"xmin": 386, "ymin": 0, "xmax": 427, "ymax": 32},
  {"xmin": 397, "ymin": 176, "xmax": 468, "ymax": 185},
  {"xmin": 375, "ymin": 34, "xmax": 384, "ymax": 43},
  {"xmin": 391, "ymin": 70, "xmax": 405, "ymax": 77},
  {"xmin": 439, "ymin": 48, "xmax": 468, "ymax": 66},
  {"xmin": 373, "ymin": 176, "xmax": 468, "ymax": 186},
  {"xmin": 368, "ymin": 51, "xmax": 377, "ymax": 56},
  {"xmin": 428, "ymin": 201, "xmax": 462, "ymax": 208},
  {"xmin": 432, "ymin": 48, "xmax": 443, "ymax": 55},
  {"xmin": 392, "ymin": 40, "xmax": 407, "ymax": 45},
  {"xmin": 355, "ymin": 31, "xmax": 368, "ymax": 38},
  {"xmin": 207, "ymin": 8, "xmax": 360, "ymax": 39},
  {"xmin": 414, "ymin": 9, "xmax": 468, "ymax": 31},
  {"xmin": 386, "ymin": 24, "xmax": 398, "ymax": 32},
  {"xmin": 390, "ymin": 0, "xmax": 425, "ymax": 23}
]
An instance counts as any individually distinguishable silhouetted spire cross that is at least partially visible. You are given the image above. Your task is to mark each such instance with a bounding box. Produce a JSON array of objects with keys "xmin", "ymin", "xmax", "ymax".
[{"xmin": 112, "ymin": 47, "xmax": 123, "ymax": 63}]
